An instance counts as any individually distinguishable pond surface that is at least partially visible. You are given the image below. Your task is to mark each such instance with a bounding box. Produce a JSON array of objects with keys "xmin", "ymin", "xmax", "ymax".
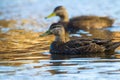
[{"xmin": 0, "ymin": 0, "xmax": 120, "ymax": 80}]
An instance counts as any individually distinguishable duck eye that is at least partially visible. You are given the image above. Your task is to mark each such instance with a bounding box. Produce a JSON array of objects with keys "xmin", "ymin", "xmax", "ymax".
[{"xmin": 51, "ymin": 26, "xmax": 56, "ymax": 29}]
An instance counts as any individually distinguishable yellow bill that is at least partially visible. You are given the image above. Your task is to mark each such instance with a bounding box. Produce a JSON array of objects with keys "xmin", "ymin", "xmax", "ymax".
[{"xmin": 45, "ymin": 12, "xmax": 56, "ymax": 19}]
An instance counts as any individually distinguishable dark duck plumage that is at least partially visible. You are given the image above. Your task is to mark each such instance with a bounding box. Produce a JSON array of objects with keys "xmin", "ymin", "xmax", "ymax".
[
  {"xmin": 40, "ymin": 24, "xmax": 120, "ymax": 55},
  {"xmin": 45, "ymin": 6, "xmax": 114, "ymax": 32}
]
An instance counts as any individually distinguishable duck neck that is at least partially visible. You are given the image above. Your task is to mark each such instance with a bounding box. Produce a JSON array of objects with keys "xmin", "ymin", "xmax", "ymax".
[
  {"xmin": 59, "ymin": 11, "xmax": 69, "ymax": 22},
  {"xmin": 65, "ymin": 32, "xmax": 70, "ymax": 42},
  {"xmin": 55, "ymin": 31, "xmax": 70, "ymax": 43},
  {"xmin": 55, "ymin": 36, "xmax": 65, "ymax": 43}
]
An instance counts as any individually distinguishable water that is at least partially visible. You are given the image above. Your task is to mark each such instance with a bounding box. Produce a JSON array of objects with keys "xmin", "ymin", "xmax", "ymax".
[{"xmin": 0, "ymin": 0, "xmax": 120, "ymax": 80}]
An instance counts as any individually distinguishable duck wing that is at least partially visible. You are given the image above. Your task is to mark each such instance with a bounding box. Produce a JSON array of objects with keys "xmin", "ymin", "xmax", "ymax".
[
  {"xmin": 50, "ymin": 38, "xmax": 120, "ymax": 54},
  {"xmin": 103, "ymin": 42, "xmax": 120, "ymax": 52},
  {"xmin": 50, "ymin": 39, "xmax": 105, "ymax": 54},
  {"xmin": 91, "ymin": 38, "xmax": 120, "ymax": 52},
  {"xmin": 69, "ymin": 16, "xmax": 114, "ymax": 30}
]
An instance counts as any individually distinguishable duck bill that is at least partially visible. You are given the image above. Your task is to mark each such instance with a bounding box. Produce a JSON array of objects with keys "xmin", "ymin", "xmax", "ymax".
[
  {"xmin": 39, "ymin": 30, "xmax": 52, "ymax": 37},
  {"xmin": 45, "ymin": 12, "xmax": 56, "ymax": 19}
]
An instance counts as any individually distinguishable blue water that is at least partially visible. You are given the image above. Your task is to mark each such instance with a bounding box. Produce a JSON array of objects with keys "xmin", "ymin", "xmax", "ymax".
[{"xmin": 0, "ymin": 0, "xmax": 120, "ymax": 80}]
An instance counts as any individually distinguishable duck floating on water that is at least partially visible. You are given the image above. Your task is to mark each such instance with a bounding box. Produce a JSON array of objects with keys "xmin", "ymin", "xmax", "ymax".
[
  {"xmin": 40, "ymin": 24, "xmax": 120, "ymax": 55},
  {"xmin": 45, "ymin": 6, "xmax": 114, "ymax": 32}
]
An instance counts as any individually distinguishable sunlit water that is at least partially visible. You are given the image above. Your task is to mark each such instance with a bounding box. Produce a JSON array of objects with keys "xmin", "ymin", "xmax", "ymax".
[{"xmin": 0, "ymin": 0, "xmax": 120, "ymax": 80}]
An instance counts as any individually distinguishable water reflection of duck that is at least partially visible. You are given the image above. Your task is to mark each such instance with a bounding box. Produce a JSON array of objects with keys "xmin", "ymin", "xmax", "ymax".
[
  {"xmin": 45, "ymin": 6, "xmax": 114, "ymax": 32},
  {"xmin": 40, "ymin": 24, "xmax": 120, "ymax": 55}
]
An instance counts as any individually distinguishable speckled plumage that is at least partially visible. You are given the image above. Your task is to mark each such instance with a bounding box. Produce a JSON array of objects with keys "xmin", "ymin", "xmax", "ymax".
[
  {"xmin": 50, "ymin": 38, "xmax": 120, "ymax": 54},
  {"xmin": 42, "ymin": 24, "xmax": 120, "ymax": 55}
]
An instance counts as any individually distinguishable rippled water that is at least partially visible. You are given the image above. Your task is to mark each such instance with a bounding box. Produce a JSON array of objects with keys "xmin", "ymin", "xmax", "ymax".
[{"xmin": 0, "ymin": 0, "xmax": 120, "ymax": 80}]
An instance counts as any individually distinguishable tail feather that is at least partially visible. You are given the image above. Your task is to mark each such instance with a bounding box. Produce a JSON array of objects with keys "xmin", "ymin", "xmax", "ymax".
[{"xmin": 106, "ymin": 42, "xmax": 120, "ymax": 52}]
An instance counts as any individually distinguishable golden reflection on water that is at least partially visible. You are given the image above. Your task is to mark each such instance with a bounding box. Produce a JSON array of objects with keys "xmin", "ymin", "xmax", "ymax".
[
  {"xmin": 0, "ymin": 20, "xmax": 16, "ymax": 28},
  {"xmin": 0, "ymin": 27, "xmax": 54, "ymax": 66},
  {"xmin": 0, "ymin": 19, "xmax": 120, "ymax": 66},
  {"xmin": 1, "ymin": 1, "xmax": 120, "ymax": 79}
]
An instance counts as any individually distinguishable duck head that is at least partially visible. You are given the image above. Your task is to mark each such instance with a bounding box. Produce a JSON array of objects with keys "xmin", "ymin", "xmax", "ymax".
[
  {"xmin": 40, "ymin": 23, "xmax": 64, "ymax": 36},
  {"xmin": 45, "ymin": 6, "xmax": 69, "ymax": 22},
  {"xmin": 40, "ymin": 24, "xmax": 69, "ymax": 42}
]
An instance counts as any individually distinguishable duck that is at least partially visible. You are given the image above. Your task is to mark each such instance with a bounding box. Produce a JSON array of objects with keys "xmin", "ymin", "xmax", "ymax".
[
  {"xmin": 45, "ymin": 6, "xmax": 114, "ymax": 32},
  {"xmin": 40, "ymin": 24, "xmax": 120, "ymax": 55}
]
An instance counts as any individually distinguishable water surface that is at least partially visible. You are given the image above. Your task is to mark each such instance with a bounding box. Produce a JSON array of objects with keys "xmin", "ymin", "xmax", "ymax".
[{"xmin": 0, "ymin": 0, "xmax": 120, "ymax": 80}]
